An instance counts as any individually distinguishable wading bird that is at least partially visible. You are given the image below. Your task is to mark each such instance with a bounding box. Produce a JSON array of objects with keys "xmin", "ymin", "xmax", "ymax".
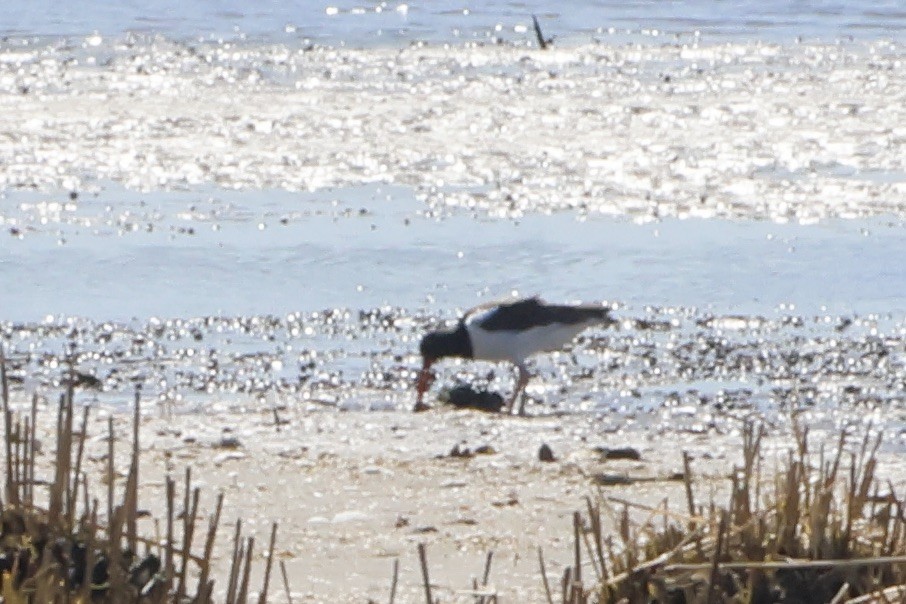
[{"xmin": 415, "ymin": 297, "xmax": 616, "ymax": 415}]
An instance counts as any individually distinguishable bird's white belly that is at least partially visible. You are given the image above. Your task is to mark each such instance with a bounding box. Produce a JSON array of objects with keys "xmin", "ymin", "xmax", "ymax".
[{"xmin": 466, "ymin": 320, "xmax": 595, "ymax": 364}]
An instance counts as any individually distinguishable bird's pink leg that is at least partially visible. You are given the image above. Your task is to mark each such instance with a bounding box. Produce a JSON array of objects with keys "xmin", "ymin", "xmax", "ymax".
[{"xmin": 508, "ymin": 364, "xmax": 530, "ymax": 416}]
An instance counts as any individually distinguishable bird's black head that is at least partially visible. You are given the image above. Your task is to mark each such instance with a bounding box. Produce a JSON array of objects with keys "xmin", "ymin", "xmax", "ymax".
[{"xmin": 419, "ymin": 324, "xmax": 472, "ymax": 363}]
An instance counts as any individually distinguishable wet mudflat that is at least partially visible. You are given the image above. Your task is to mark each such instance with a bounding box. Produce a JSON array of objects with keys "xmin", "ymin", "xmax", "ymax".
[
  {"xmin": 0, "ymin": 34, "xmax": 905, "ymax": 437},
  {"xmin": 1, "ymin": 32, "xmax": 906, "ymax": 600}
]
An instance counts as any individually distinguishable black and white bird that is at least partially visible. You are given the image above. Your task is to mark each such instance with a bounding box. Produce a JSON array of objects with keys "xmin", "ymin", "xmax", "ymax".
[{"xmin": 415, "ymin": 297, "xmax": 616, "ymax": 415}]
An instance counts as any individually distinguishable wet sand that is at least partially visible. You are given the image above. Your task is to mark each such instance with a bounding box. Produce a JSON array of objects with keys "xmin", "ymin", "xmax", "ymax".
[{"xmin": 18, "ymin": 395, "xmax": 899, "ymax": 602}]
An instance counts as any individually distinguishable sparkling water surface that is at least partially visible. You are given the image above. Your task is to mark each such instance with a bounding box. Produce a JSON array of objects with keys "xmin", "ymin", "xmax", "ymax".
[{"xmin": 1, "ymin": 0, "xmax": 905, "ymax": 423}]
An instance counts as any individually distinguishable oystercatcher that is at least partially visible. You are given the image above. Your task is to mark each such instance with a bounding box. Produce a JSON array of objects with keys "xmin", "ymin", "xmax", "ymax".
[{"xmin": 414, "ymin": 297, "xmax": 616, "ymax": 415}]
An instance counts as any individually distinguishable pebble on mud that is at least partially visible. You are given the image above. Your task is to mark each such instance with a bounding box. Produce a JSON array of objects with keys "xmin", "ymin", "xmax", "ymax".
[
  {"xmin": 595, "ymin": 446, "xmax": 642, "ymax": 461},
  {"xmin": 440, "ymin": 385, "xmax": 505, "ymax": 413},
  {"xmin": 216, "ymin": 436, "xmax": 243, "ymax": 449},
  {"xmin": 538, "ymin": 443, "xmax": 555, "ymax": 462}
]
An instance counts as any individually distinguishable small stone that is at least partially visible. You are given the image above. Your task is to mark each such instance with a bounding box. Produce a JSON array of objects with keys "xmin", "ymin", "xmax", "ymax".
[
  {"xmin": 592, "ymin": 474, "xmax": 634, "ymax": 486},
  {"xmin": 538, "ymin": 443, "xmax": 555, "ymax": 462},
  {"xmin": 217, "ymin": 436, "xmax": 242, "ymax": 449},
  {"xmin": 596, "ymin": 446, "xmax": 642, "ymax": 461},
  {"xmin": 492, "ymin": 496, "xmax": 519, "ymax": 507},
  {"xmin": 449, "ymin": 444, "xmax": 473, "ymax": 458}
]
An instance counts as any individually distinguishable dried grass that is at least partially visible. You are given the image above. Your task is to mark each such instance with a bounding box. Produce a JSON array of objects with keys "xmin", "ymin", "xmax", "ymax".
[
  {"xmin": 0, "ymin": 348, "xmax": 278, "ymax": 602},
  {"xmin": 550, "ymin": 420, "xmax": 906, "ymax": 604}
]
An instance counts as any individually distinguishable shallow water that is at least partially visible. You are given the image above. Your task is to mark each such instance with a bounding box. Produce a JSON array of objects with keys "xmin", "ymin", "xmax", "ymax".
[
  {"xmin": 2, "ymin": 184, "xmax": 906, "ymax": 321},
  {"xmin": 0, "ymin": 16, "xmax": 905, "ymax": 435},
  {"xmin": 3, "ymin": 182, "xmax": 906, "ymax": 436},
  {"xmin": 4, "ymin": 0, "xmax": 906, "ymax": 45}
]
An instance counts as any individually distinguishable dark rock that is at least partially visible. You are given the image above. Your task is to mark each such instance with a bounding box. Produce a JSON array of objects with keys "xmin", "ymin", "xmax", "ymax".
[
  {"xmin": 595, "ymin": 446, "xmax": 642, "ymax": 461},
  {"xmin": 216, "ymin": 436, "xmax": 242, "ymax": 449},
  {"xmin": 449, "ymin": 443, "xmax": 473, "ymax": 458},
  {"xmin": 129, "ymin": 553, "xmax": 160, "ymax": 589},
  {"xmin": 442, "ymin": 385, "xmax": 505, "ymax": 413},
  {"xmin": 592, "ymin": 474, "xmax": 634, "ymax": 486},
  {"xmin": 538, "ymin": 443, "xmax": 555, "ymax": 462}
]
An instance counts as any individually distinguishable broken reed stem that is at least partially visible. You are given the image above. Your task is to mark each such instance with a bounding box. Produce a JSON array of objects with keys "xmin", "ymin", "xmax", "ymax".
[
  {"xmin": 259, "ymin": 522, "xmax": 279, "ymax": 604},
  {"xmin": 28, "ymin": 392, "xmax": 37, "ymax": 506},
  {"xmin": 829, "ymin": 582, "xmax": 851, "ymax": 604},
  {"xmin": 12, "ymin": 419, "xmax": 20, "ymax": 503},
  {"xmin": 280, "ymin": 559, "xmax": 294, "ymax": 604},
  {"xmin": 226, "ymin": 519, "xmax": 244, "ymax": 604},
  {"xmin": 585, "ymin": 496, "xmax": 608, "ymax": 581},
  {"xmin": 69, "ymin": 404, "xmax": 90, "ymax": 529},
  {"xmin": 706, "ymin": 511, "xmax": 729, "ymax": 604},
  {"xmin": 1, "ymin": 347, "xmax": 14, "ymax": 507},
  {"xmin": 846, "ymin": 584, "xmax": 906, "ymax": 604},
  {"xmin": 63, "ymin": 350, "xmax": 75, "ymax": 519},
  {"xmin": 128, "ymin": 385, "xmax": 141, "ymax": 552},
  {"xmin": 177, "ymin": 484, "xmax": 201, "ymax": 600},
  {"xmin": 388, "ymin": 558, "xmax": 399, "ymax": 604},
  {"xmin": 20, "ymin": 418, "xmax": 29, "ymax": 505},
  {"xmin": 573, "ymin": 511, "xmax": 582, "ymax": 586},
  {"xmin": 198, "ymin": 491, "xmax": 225, "ymax": 593},
  {"xmin": 481, "ymin": 550, "xmax": 493, "ymax": 588},
  {"xmin": 165, "ymin": 475, "xmax": 176, "ymax": 594},
  {"xmin": 237, "ymin": 536, "xmax": 255, "ymax": 604},
  {"xmin": 538, "ymin": 547, "xmax": 555, "ymax": 604},
  {"xmin": 176, "ymin": 467, "xmax": 194, "ymax": 597},
  {"xmin": 475, "ymin": 550, "xmax": 494, "ymax": 604},
  {"xmin": 682, "ymin": 451, "xmax": 696, "ymax": 525},
  {"xmin": 107, "ymin": 416, "xmax": 115, "ymax": 523},
  {"xmin": 601, "ymin": 523, "xmax": 710, "ymax": 589},
  {"xmin": 418, "ymin": 543, "xmax": 433, "ymax": 604},
  {"xmin": 531, "ymin": 14, "xmax": 548, "ymax": 50},
  {"xmin": 665, "ymin": 554, "xmax": 906, "ymax": 572}
]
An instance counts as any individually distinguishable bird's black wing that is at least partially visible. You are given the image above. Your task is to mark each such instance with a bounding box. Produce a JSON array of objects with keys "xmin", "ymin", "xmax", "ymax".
[{"xmin": 476, "ymin": 297, "xmax": 612, "ymax": 331}]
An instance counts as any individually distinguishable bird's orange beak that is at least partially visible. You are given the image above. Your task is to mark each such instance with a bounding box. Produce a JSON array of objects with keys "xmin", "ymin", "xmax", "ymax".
[{"xmin": 414, "ymin": 358, "xmax": 435, "ymax": 411}]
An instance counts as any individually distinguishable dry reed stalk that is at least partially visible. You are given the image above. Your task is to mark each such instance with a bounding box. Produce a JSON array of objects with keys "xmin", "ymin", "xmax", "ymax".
[
  {"xmin": 1, "ymin": 347, "xmax": 14, "ymax": 507},
  {"xmin": 127, "ymin": 385, "xmax": 141, "ymax": 552},
  {"xmin": 177, "ymin": 485, "xmax": 201, "ymax": 599},
  {"xmin": 12, "ymin": 419, "xmax": 21, "ymax": 503},
  {"xmin": 165, "ymin": 475, "xmax": 176, "ymax": 594},
  {"xmin": 197, "ymin": 491, "xmax": 225, "ymax": 595},
  {"xmin": 49, "ymin": 389, "xmax": 71, "ymax": 525},
  {"xmin": 80, "ymin": 499, "xmax": 99, "ymax": 601},
  {"xmin": 237, "ymin": 536, "xmax": 255, "ymax": 604},
  {"xmin": 538, "ymin": 547, "xmax": 554, "ymax": 604},
  {"xmin": 107, "ymin": 416, "xmax": 115, "ymax": 523},
  {"xmin": 418, "ymin": 542, "xmax": 433, "ymax": 604},
  {"xmin": 845, "ymin": 584, "xmax": 906, "ymax": 603},
  {"xmin": 20, "ymin": 417, "xmax": 29, "ymax": 505},
  {"xmin": 280, "ymin": 559, "xmax": 294, "ymax": 604},
  {"xmin": 28, "ymin": 391, "xmax": 37, "ymax": 506},
  {"xmin": 664, "ymin": 554, "xmax": 906, "ymax": 572},
  {"xmin": 226, "ymin": 519, "xmax": 244, "ymax": 604},
  {"xmin": 474, "ymin": 550, "xmax": 494, "ymax": 604},
  {"xmin": 585, "ymin": 496, "xmax": 608, "ymax": 581},
  {"xmin": 259, "ymin": 521, "xmax": 279, "ymax": 604},
  {"xmin": 69, "ymin": 404, "xmax": 90, "ymax": 529},
  {"xmin": 830, "ymin": 582, "xmax": 851, "ymax": 604},
  {"xmin": 64, "ymin": 351, "xmax": 76, "ymax": 510},
  {"xmin": 706, "ymin": 511, "xmax": 728, "ymax": 604},
  {"xmin": 531, "ymin": 14, "xmax": 548, "ymax": 49}
]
